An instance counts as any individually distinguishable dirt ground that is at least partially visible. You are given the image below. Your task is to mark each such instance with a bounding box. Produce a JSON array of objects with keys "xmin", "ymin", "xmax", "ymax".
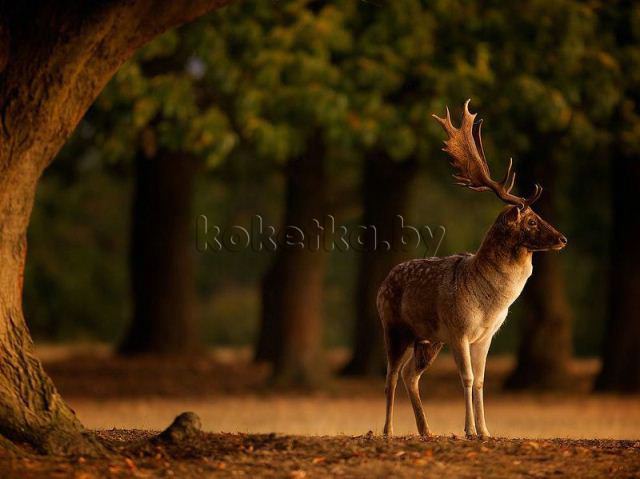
[
  {"xmin": 1, "ymin": 431, "xmax": 638, "ymax": 478},
  {"xmin": 0, "ymin": 345, "xmax": 638, "ymax": 478}
]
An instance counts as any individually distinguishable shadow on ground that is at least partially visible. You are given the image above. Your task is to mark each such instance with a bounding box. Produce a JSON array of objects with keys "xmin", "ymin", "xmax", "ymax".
[{"xmin": 39, "ymin": 345, "xmax": 598, "ymax": 399}]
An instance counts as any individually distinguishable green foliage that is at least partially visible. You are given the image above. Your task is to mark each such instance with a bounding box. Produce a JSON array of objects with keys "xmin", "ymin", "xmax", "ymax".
[
  {"xmin": 26, "ymin": 165, "xmax": 131, "ymax": 341},
  {"xmin": 91, "ymin": 1, "xmax": 357, "ymax": 167},
  {"xmin": 26, "ymin": 1, "xmax": 637, "ymax": 356}
]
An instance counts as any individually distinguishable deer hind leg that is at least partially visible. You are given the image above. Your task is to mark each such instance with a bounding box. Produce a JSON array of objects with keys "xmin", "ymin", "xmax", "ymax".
[
  {"xmin": 401, "ymin": 340, "xmax": 444, "ymax": 437},
  {"xmin": 383, "ymin": 325, "xmax": 412, "ymax": 436}
]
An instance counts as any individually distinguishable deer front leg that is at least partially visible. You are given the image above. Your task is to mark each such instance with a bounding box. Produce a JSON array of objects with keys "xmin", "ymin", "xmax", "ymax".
[
  {"xmin": 451, "ymin": 337, "xmax": 477, "ymax": 438},
  {"xmin": 401, "ymin": 340, "xmax": 444, "ymax": 437},
  {"xmin": 470, "ymin": 338, "xmax": 492, "ymax": 439}
]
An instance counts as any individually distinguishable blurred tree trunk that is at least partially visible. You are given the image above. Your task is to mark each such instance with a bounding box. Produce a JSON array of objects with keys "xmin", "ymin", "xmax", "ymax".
[
  {"xmin": 254, "ymin": 252, "xmax": 284, "ymax": 362},
  {"xmin": 0, "ymin": 0, "xmax": 231, "ymax": 453},
  {"xmin": 119, "ymin": 147, "xmax": 199, "ymax": 355},
  {"xmin": 505, "ymin": 135, "xmax": 573, "ymax": 390},
  {"xmin": 594, "ymin": 0, "xmax": 640, "ymax": 393},
  {"xmin": 342, "ymin": 152, "xmax": 417, "ymax": 376},
  {"xmin": 257, "ymin": 137, "xmax": 328, "ymax": 386},
  {"xmin": 596, "ymin": 147, "xmax": 640, "ymax": 391}
]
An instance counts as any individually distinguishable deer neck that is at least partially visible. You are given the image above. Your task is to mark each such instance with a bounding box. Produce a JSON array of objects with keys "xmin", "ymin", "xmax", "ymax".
[{"xmin": 472, "ymin": 223, "xmax": 533, "ymax": 289}]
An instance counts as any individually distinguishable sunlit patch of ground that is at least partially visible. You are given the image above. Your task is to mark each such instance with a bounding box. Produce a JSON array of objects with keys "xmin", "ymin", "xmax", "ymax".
[
  {"xmin": 70, "ymin": 395, "xmax": 640, "ymax": 440},
  {"xmin": 36, "ymin": 344, "xmax": 640, "ymax": 439}
]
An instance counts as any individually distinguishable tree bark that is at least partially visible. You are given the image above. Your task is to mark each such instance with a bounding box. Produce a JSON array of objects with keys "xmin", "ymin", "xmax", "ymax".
[
  {"xmin": 258, "ymin": 137, "xmax": 328, "ymax": 386},
  {"xmin": 119, "ymin": 148, "xmax": 199, "ymax": 355},
  {"xmin": 505, "ymin": 136, "xmax": 574, "ymax": 390},
  {"xmin": 0, "ymin": 165, "xmax": 99, "ymax": 454},
  {"xmin": 342, "ymin": 151, "xmax": 417, "ymax": 376},
  {"xmin": 0, "ymin": 0, "xmax": 232, "ymax": 453}
]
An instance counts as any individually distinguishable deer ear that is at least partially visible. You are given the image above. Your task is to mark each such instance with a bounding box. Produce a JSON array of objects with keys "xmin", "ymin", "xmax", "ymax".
[{"xmin": 503, "ymin": 206, "xmax": 521, "ymax": 225}]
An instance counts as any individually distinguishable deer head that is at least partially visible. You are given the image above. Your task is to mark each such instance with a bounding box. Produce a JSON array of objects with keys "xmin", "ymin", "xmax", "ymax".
[{"xmin": 433, "ymin": 100, "xmax": 567, "ymax": 252}]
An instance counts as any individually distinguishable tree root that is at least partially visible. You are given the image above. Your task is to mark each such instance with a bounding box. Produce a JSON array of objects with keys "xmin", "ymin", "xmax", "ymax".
[
  {"xmin": 36, "ymin": 429, "xmax": 106, "ymax": 456},
  {"xmin": 0, "ymin": 428, "xmax": 104, "ymax": 457},
  {"xmin": 154, "ymin": 412, "xmax": 202, "ymax": 445},
  {"xmin": 1, "ymin": 413, "xmax": 202, "ymax": 456}
]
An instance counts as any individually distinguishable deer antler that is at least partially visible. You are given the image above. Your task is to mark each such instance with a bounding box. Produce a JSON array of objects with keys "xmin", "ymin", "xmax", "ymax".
[{"xmin": 432, "ymin": 99, "xmax": 542, "ymax": 208}]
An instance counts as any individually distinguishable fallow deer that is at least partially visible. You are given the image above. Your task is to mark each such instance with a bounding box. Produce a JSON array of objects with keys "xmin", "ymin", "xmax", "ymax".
[{"xmin": 378, "ymin": 100, "xmax": 567, "ymax": 439}]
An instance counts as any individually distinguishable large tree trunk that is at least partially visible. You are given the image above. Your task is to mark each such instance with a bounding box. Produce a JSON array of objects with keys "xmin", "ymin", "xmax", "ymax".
[
  {"xmin": 119, "ymin": 148, "xmax": 199, "ymax": 355},
  {"xmin": 258, "ymin": 138, "xmax": 328, "ymax": 386},
  {"xmin": 0, "ymin": 166, "xmax": 97, "ymax": 454},
  {"xmin": 342, "ymin": 151, "xmax": 417, "ymax": 376},
  {"xmin": 0, "ymin": 0, "xmax": 231, "ymax": 453},
  {"xmin": 505, "ymin": 135, "xmax": 573, "ymax": 390}
]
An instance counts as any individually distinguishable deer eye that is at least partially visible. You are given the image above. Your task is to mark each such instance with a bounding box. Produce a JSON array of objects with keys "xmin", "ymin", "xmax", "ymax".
[{"xmin": 527, "ymin": 219, "xmax": 537, "ymax": 227}]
